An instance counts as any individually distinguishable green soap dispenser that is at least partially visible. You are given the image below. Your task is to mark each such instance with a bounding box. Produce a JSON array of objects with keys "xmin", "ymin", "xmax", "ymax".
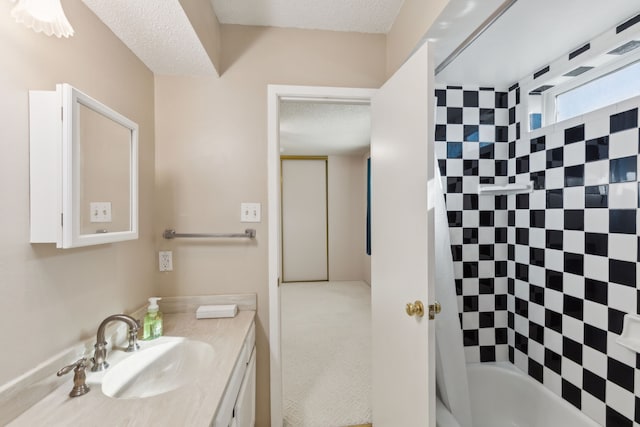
[{"xmin": 143, "ymin": 297, "xmax": 163, "ymax": 340}]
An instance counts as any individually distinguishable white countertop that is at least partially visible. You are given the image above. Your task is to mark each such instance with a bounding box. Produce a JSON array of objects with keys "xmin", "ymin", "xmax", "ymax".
[{"xmin": 8, "ymin": 310, "xmax": 255, "ymax": 427}]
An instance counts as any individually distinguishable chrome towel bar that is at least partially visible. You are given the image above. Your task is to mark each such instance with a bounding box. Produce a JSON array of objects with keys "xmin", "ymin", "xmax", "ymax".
[{"xmin": 162, "ymin": 229, "xmax": 256, "ymax": 239}]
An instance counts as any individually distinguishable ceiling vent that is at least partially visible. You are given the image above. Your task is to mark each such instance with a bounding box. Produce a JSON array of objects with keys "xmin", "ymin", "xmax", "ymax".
[
  {"xmin": 563, "ymin": 66, "xmax": 595, "ymax": 77},
  {"xmin": 608, "ymin": 40, "xmax": 640, "ymax": 55},
  {"xmin": 529, "ymin": 85, "xmax": 554, "ymax": 95}
]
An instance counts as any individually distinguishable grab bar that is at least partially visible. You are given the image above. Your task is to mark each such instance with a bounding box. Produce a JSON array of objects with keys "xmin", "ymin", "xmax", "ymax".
[{"xmin": 162, "ymin": 229, "xmax": 256, "ymax": 239}]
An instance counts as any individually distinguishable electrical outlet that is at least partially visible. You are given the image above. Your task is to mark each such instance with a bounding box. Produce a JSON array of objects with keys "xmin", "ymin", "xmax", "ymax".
[
  {"xmin": 159, "ymin": 251, "xmax": 173, "ymax": 272},
  {"xmin": 240, "ymin": 202, "xmax": 261, "ymax": 222}
]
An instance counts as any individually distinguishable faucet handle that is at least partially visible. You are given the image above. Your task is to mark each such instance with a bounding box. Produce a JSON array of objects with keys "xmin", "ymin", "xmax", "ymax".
[
  {"xmin": 125, "ymin": 324, "xmax": 140, "ymax": 352},
  {"xmin": 57, "ymin": 358, "xmax": 90, "ymax": 397}
]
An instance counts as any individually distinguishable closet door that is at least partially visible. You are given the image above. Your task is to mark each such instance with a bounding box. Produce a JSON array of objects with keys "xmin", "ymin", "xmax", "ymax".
[{"xmin": 281, "ymin": 158, "xmax": 328, "ymax": 282}]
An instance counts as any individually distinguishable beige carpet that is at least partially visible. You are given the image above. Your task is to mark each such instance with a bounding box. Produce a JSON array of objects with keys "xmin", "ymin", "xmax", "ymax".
[{"xmin": 281, "ymin": 281, "xmax": 372, "ymax": 427}]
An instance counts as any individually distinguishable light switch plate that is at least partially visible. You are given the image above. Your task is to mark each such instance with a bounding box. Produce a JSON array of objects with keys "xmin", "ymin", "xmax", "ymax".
[
  {"xmin": 240, "ymin": 202, "xmax": 261, "ymax": 222},
  {"xmin": 90, "ymin": 202, "xmax": 112, "ymax": 222}
]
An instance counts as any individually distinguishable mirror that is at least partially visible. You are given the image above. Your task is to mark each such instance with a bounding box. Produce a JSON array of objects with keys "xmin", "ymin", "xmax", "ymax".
[
  {"xmin": 30, "ymin": 84, "xmax": 138, "ymax": 248},
  {"xmin": 78, "ymin": 102, "xmax": 132, "ymax": 234}
]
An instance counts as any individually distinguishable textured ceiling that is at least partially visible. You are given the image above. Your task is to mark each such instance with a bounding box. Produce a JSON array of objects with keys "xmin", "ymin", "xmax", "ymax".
[
  {"xmin": 81, "ymin": 0, "xmax": 640, "ymax": 152},
  {"xmin": 82, "ymin": 0, "xmax": 216, "ymax": 75},
  {"xmin": 433, "ymin": 0, "xmax": 640, "ymax": 87},
  {"xmin": 212, "ymin": 0, "xmax": 404, "ymax": 33},
  {"xmin": 81, "ymin": 0, "xmax": 640, "ymax": 86},
  {"xmin": 279, "ymin": 102, "xmax": 371, "ymax": 156}
]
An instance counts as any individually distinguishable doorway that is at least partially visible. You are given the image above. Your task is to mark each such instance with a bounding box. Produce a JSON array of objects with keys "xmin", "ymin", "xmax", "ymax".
[
  {"xmin": 269, "ymin": 42, "xmax": 435, "ymax": 427},
  {"xmin": 279, "ymin": 99, "xmax": 372, "ymax": 426},
  {"xmin": 267, "ymin": 85, "xmax": 377, "ymax": 427}
]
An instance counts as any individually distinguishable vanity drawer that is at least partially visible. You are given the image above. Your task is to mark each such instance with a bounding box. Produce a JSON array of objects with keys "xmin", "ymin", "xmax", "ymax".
[
  {"xmin": 212, "ymin": 321, "xmax": 256, "ymax": 427},
  {"xmin": 232, "ymin": 347, "xmax": 256, "ymax": 427}
]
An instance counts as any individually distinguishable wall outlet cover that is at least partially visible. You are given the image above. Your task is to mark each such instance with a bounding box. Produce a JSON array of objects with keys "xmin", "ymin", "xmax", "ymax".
[{"xmin": 159, "ymin": 251, "xmax": 173, "ymax": 272}]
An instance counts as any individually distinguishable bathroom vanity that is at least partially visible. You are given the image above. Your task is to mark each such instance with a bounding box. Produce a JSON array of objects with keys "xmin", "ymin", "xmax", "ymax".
[{"xmin": 5, "ymin": 299, "xmax": 256, "ymax": 426}]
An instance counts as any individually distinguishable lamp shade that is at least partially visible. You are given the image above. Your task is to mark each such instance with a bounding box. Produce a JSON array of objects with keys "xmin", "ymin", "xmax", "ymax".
[{"xmin": 11, "ymin": 0, "xmax": 74, "ymax": 38}]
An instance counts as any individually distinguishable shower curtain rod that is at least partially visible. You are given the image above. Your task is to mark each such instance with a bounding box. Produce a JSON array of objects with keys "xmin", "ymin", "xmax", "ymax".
[{"xmin": 435, "ymin": 0, "xmax": 519, "ymax": 75}]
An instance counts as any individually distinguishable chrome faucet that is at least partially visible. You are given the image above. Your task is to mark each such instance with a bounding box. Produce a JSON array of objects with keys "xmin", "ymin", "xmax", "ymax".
[{"xmin": 91, "ymin": 314, "xmax": 140, "ymax": 372}]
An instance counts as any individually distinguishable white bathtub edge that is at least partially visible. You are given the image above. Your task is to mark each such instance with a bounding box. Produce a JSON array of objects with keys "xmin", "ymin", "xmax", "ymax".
[{"xmin": 466, "ymin": 362, "xmax": 601, "ymax": 427}]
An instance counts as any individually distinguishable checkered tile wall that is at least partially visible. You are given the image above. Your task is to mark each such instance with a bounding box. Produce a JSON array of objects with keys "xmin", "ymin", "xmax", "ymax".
[
  {"xmin": 508, "ymin": 90, "xmax": 640, "ymax": 427},
  {"xmin": 435, "ymin": 86, "xmax": 511, "ymax": 364},
  {"xmin": 436, "ymin": 85, "xmax": 640, "ymax": 426}
]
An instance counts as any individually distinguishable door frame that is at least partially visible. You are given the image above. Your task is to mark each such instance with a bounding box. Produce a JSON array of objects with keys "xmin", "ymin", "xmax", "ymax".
[{"xmin": 267, "ymin": 85, "xmax": 377, "ymax": 427}]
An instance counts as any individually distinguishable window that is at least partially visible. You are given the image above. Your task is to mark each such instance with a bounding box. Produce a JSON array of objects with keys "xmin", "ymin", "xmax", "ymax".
[
  {"xmin": 555, "ymin": 60, "xmax": 640, "ymax": 122},
  {"xmin": 530, "ymin": 37, "xmax": 640, "ymax": 131}
]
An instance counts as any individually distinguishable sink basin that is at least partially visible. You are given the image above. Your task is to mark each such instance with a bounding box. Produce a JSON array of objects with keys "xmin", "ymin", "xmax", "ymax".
[{"xmin": 101, "ymin": 337, "xmax": 215, "ymax": 399}]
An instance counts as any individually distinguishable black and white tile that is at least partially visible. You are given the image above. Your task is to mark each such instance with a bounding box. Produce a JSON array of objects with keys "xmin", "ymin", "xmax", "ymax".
[
  {"xmin": 435, "ymin": 86, "xmax": 510, "ymax": 363},
  {"xmin": 436, "ymin": 84, "xmax": 640, "ymax": 426},
  {"xmin": 508, "ymin": 97, "xmax": 640, "ymax": 426}
]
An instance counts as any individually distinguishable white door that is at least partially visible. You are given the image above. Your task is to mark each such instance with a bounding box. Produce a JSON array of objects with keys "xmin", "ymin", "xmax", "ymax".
[
  {"xmin": 281, "ymin": 158, "xmax": 328, "ymax": 282},
  {"xmin": 371, "ymin": 41, "xmax": 436, "ymax": 426}
]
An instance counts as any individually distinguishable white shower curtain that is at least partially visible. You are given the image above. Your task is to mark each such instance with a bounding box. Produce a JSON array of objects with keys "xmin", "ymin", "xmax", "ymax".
[{"xmin": 434, "ymin": 165, "xmax": 473, "ymax": 427}]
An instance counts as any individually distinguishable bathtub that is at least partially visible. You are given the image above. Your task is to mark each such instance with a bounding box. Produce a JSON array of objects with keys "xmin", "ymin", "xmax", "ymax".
[{"xmin": 437, "ymin": 362, "xmax": 600, "ymax": 427}]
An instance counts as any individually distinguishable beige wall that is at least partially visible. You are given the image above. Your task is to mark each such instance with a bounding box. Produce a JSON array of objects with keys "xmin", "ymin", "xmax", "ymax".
[
  {"xmin": 328, "ymin": 154, "xmax": 368, "ymax": 281},
  {"xmin": 386, "ymin": 0, "xmax": 450, "ymax": 77},
  {"xmin": 0, "ymin": 0, "xmax": 155, "ymax": 388},
  {"xmin": 154, "ymin": 24, "xmax": 386, "ymax": 426}
]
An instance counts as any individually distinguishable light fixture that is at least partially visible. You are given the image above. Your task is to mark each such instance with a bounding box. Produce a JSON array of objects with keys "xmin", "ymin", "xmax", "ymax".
[{"xmin": 10, "ymin": 0, "xmax": 74, "ymax": 38}]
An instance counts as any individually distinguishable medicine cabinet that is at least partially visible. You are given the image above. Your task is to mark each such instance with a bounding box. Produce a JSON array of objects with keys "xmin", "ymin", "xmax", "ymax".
[{"xmin": 30, "ymin": 83, "xmax": 139, "ymax": 248}]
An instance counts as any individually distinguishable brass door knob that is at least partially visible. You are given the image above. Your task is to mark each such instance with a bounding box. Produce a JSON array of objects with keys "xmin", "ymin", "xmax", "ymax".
[{"xmin": 406, "ymin": 300, "xmax": 425, "ymax": 317}]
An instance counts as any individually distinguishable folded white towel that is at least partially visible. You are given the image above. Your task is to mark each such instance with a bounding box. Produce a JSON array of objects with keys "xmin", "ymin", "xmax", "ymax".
[{"xmin": 196, "ymin": 304, "xmax": 238, "ymax": 319}]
